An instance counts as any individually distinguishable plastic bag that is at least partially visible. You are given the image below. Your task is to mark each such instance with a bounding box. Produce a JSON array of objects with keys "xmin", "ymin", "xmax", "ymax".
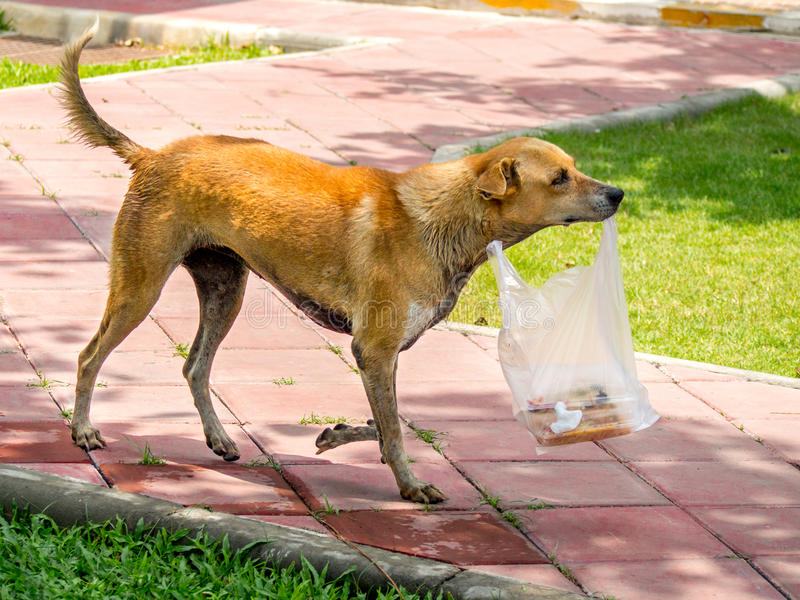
[{"xmin": 487, "ymin": 217, "xmax": 659, "ymax": 449}]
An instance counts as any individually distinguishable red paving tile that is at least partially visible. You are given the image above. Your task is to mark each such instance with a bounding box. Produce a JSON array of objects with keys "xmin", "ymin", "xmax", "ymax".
[
  {"xmin": 0, "ymin": 289, "xmax": 109, "ymax": 319},
  {"xmin": 101, "ymin": 463, "xmax": 306, "ymax": 514},
  {"xmin": 573, "ymin": 558, "xmax": 784, "ymax": 600},
  {"xmin": 87, "ymin": 422, "xmax": 263, "ymax": 466},
  {"xmin": 753, "ymin": 557, "xmax": 800, "ymax": 599},
  {"xmin": 396, "ymin": 330, "xmax": 502, "ymax": 384},
  {"xmin": 660, "ymin": 364, "xmax": 743, "ymax": 383},
  {"xmin": 156, "ymin": 314, "xmax": 324, "ymax": 350},
  {"xmin": 738, "ymin": 418, "xmax": 800, "ymax": 464},
  {"xmin": 631, "ymin": 460, "xmax": 800, "ymax": 507},
  {"xmin": 600, "ymin": 418, "xmax": 779, "ymax": 463},
  {"xmin": 283, "ymin": 462, "xmax": 484, "ymax": 512},
  {"xmin": 635, "ymin": 361, "xmax": 672, "ymax": 383},
  {"xmin": 459, "ymin": 461, "xmax": 669, "ymax": 508},
  {"xmin": 681, "ymin": 380, "xmax": 800, "ymax": 420},
  {"xmin": 398, "ymin": 380, "xmax": 516, "ymax": 422},
  {"xmin": 0, "ymin": 385, "xmax": 62, "ymax": 420},
  {"xmin": 324, "ymin": 510, "xmax": 547, "ymax": 565},
  {"xmin": 32, "ymin": 349, "xmax": 187, "ymax": 386},
  {"xmin": 13, "ymin": 462, "xmax": 107, "ymax": 486},
  {"xmin": 416, "ymin": 419, "xmax": 614, "ymax": 462},
  {"xmin": 51, "ymin": 384, "xmax": 236, "ymax": 423},
  {"xmin": 643, "ymin": 382, "xmax": 725, "ymax": 420},
  {"xmin": 471, "ymin": 564, "xmax": 581, "ymax": 594},
  {"xmin": 213, "ymin": 382, "xmax": 372, "ymax": 424},
  {"xmin": 0, "ymin": 238, "xmax": 103, "ymax": 263},
  {"xmin": 0, "ymin": 325, "xmax": 18, "ymax": 351},
  {"xmin": 0, "ymin": 213, "xmax": 83, "ymax": 240},
  {"xmin": 519, "ymin": 506, "xmax": 730, "ymax": 562},
  {"xmin": 10, "ymin": 316, "xmax": 174, "ymax": 354},
  {"xmin": 0, "ymin": 260, "xmax": 108, "ymax": 290},
  {"xmin": 688, "ymin": 507, "xmax": 800, "ymax": 557},
  {"xmin": 0, "ymin": 349, "xmax": 38, "ymax": 387},
  {"xmin": 208, "ymin": 348, "xmax": 357, "ymax": 385},
  {"xmin": 0, "ymin": 421, "xmax": 89, "ymax": 463},
  {"xmin": 466, "ymin": 333, "xmax": 497, "ymax": 353}
]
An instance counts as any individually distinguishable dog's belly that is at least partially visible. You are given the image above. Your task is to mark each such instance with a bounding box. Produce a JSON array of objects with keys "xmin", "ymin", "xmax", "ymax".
[
  {"xmin": 194, "ymin": 245, "xmax": 353, "ymax": 335},
  {"xmin": 271, "ymin": 281, "xmax": 353, "ymax": 335}
]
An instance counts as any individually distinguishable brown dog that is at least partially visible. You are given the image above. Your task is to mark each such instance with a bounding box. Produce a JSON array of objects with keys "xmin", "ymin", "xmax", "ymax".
[{"xmin": 60, "ymin": 25, "xmax": 622, "ymax": 503}]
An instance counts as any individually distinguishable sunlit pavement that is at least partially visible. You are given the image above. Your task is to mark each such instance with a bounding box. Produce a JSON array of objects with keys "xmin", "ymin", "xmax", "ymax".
[{"xmin": 1, "ymin": 2, "xmax": 799, "ymax": 597}]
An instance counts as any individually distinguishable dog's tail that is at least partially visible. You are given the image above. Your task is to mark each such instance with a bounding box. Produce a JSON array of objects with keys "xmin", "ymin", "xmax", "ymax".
[{"xmin": 58, "ymin": 20, "xmax": 151, "ymax": 166}]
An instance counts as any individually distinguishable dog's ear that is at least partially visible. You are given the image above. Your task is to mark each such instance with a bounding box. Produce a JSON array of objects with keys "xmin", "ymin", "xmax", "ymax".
[{"xmin": 476, "ymin": 157, "xmax": 516, "ymax": 199}]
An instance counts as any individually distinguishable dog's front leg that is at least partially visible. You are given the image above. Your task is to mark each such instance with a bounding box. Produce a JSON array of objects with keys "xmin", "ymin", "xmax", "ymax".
[{"xmin": 352, "ymin": 339, "xmax": 446, "ymax": 504}]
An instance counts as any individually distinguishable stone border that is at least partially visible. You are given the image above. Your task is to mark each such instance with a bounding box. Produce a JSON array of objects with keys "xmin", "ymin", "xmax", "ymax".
[
  {"xmin": 0, "ymin": 465, "xmax": 585, "ymax": 600},
  {"xmin": 432, "ymin": 72, "xmax": 800, "ymax": 163},
  {"xmin": 0, "ymin": 0, "xmax": 392, "ymax": 50},
  {"xmin": 328, "ymin": 0, "xmax": 800, "ymax": 35}
]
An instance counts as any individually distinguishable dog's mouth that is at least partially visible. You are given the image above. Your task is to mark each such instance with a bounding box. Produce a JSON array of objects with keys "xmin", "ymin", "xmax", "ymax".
[{"xmin": 562, "ymin": 217, "xmax": 580, "ymax": 227}]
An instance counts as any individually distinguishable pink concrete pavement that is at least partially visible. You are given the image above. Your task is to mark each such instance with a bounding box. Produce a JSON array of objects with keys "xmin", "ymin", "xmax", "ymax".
[{"xmin": 1, "ymin": 1, "xmax": 800, "ymax": 598}]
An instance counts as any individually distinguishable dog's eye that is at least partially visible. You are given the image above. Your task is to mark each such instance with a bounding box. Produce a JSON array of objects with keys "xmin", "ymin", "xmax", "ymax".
[{"xmin": 551, "ymin": 169, "xmax": 570, "ymax": 186}]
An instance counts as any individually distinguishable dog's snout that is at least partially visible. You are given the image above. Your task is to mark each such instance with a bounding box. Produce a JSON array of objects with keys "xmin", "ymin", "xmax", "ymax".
[{"xmin": 606, "ymin": 186, "xmax": 624, "ymax": 207}]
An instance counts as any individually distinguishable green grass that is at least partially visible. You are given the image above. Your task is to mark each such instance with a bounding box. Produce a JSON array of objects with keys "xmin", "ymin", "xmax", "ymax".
[
  {"xmin": 454, "ymin": 94, "xmax": 800, "ymax": 377},
  {"xmin": 413, "ymin": 428, "xmax": 445, "ymax": 454},
  {"xmin": 0, "ymin": 10, "xmax": 12, "ymax": 32},
  {"xmin": 138, "ymin": 442, "xmax": 167, "ymax": 466},
  {"xmin": 0, "ymin": 509, "xmax": 437, "ymax": 600},
  {"xmin": 0, "ymin": 38, "xmax": 282, "ymax": 90}
]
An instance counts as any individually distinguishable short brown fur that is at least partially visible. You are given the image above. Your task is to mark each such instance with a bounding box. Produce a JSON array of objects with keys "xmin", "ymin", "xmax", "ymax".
[{"xmin": 60, "ymin": 24, "xmax": 623, "ymax": 503}]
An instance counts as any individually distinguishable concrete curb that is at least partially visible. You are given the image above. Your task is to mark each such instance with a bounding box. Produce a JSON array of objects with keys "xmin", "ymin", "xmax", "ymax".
[
  {"xmin": 0, "ymin": 0, "xmax": 387, "ymax": 50},
  {"xmin": 0, "ymin": 465, "xmax": 586, "ymax": 600},
  {"xmin": 436, "ymin": 321, "xmax": 800, "ymax": 389},
  {"xmin": 431, "ymin": 72, "xmax": 800, "ymax": 162},
  {"xmin": 329, "ymin": 0, "xmax": 800, "ymax": 34}
]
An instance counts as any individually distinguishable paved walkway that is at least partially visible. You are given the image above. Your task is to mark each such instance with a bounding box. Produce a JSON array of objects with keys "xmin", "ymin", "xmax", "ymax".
[{"xmin": 1, "ymin": 2, "xmax": 799, "ymax": 598}]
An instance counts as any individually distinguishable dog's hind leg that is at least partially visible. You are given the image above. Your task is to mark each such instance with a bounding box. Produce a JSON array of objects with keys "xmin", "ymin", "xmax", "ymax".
[
  {"xmin": 72, "ymin": 254, "xmax": 176, "ymax": 451},
  {"xmin": 182, "ymin": 248, "xmax": 248, "ymax": 461},
  {"xmin": 352, "ymin": 337, "xmax": 447, "ymax": 504}
]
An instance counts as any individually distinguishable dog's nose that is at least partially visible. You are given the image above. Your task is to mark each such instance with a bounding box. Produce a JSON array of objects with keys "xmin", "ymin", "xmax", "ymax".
[{"xmin": 606, "ymin": 187, "xmax": 624, "ymax": 207}]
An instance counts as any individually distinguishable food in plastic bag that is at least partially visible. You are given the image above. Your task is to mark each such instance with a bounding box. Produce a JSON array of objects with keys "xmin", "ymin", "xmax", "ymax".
[{"xmin": 487, "ymin": 217, "xmax": 659, "ymax": 448}]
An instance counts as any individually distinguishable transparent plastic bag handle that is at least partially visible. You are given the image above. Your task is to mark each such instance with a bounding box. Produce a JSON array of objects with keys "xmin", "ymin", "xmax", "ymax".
[
  {"xmin": 487, "ymin": 240, "xmax": 525, "ymax": 295},
  {"xmin": 594, "ymin": 218, "xmax": 638, "ymax": 374}
]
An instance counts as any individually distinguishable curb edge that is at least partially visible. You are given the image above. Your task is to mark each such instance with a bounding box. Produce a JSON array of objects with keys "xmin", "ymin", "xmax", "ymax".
[{"xmin": 0, "ymin": 465, "xmax": 586, "ymax": 600}]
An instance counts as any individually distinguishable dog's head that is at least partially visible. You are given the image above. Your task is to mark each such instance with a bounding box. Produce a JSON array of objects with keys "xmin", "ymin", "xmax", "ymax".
[{"xmin": 472, "ymin": 137, "xmax": 622, "ymax": 241}]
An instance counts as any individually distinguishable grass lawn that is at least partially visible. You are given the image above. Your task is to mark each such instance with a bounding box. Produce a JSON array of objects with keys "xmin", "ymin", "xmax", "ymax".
[
  {"xmin": 451, "ymin": 94, "xmax": 800, "ymax": 377},
  {"xmin": 0, "ymin": 509, "xmax": 436, "ymax": 600},
  {"xmin": 0, "ymin": 38, "xmax": 282, "ymax": 90}
]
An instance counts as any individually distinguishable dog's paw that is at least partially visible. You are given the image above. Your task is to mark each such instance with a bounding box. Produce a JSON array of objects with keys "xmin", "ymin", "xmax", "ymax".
[
  {"xmin": 315, "ymin": 422, "xmax": 378, "ymax": 454},
  {"xmin": 71, "ymin": 423, "xmax": 106, "ymax": 451},
  {"xmin": 401, "ymin": 482, "xmax": 447, "ymax": 504},
  {"xmin": 205, "ymin": 430, "xmax": 240, "ymax": 462}
]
